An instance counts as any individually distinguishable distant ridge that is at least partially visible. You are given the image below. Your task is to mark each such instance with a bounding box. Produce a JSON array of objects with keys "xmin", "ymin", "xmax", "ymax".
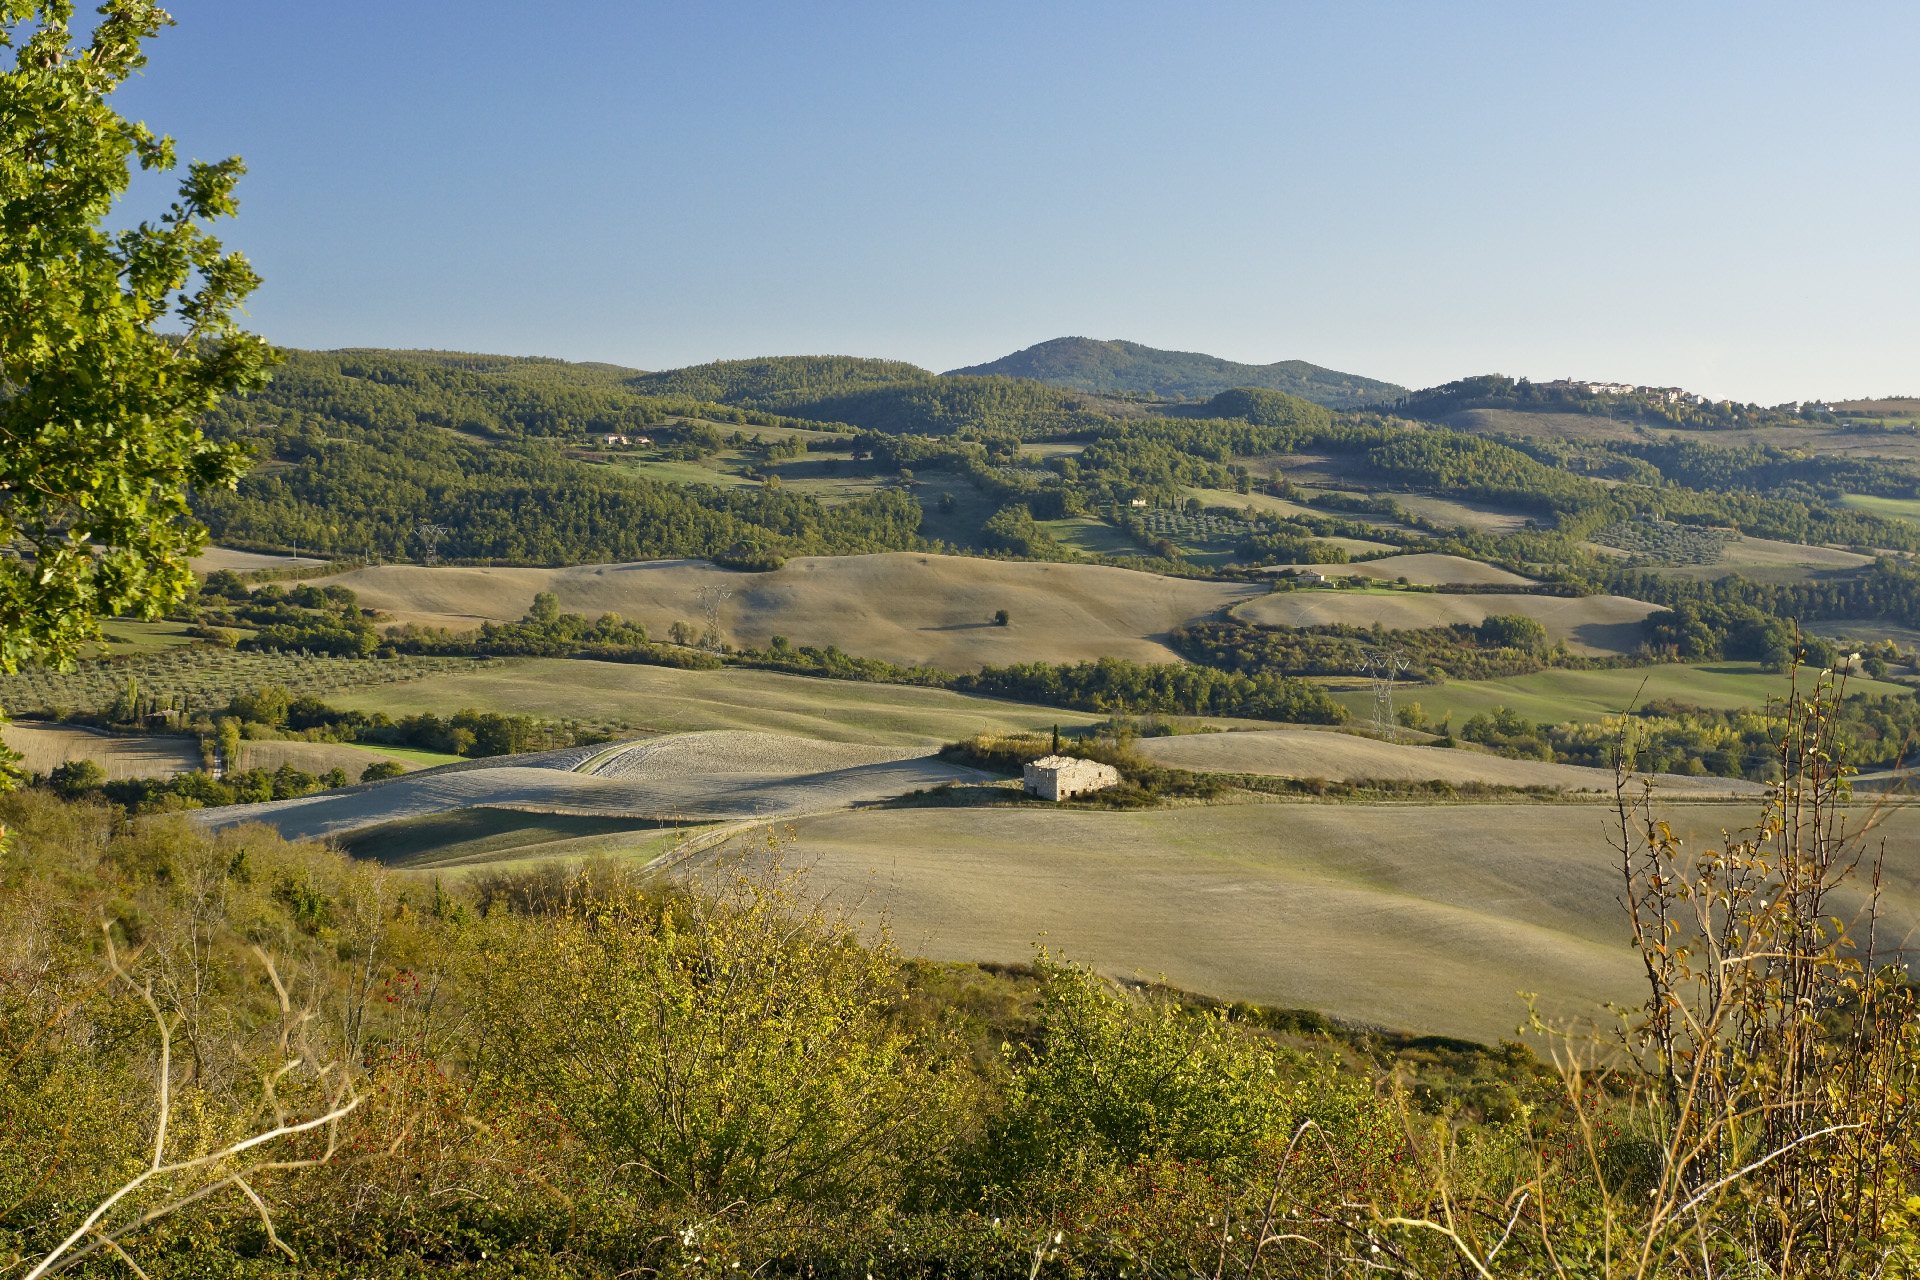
[{"xmin": 946, "ymin": 337, "xmax": 1405, "ymax": 407}]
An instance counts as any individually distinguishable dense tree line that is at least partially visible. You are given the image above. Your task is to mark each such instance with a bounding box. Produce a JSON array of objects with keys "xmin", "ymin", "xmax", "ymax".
[
  {"xmin": 1173, "ymin": 617, "xmax": 1606, "ymax": 683},
  {"xmin": 951, "ymin": 656, "xmax": 1346, "ymax": 722},
  {"xmin": 624, "ymin": 355, "xmax": 933, "ymax": 406},
  {"xmin": 197, "ymin": 419, "xmax": 927, "ymax": 563}
]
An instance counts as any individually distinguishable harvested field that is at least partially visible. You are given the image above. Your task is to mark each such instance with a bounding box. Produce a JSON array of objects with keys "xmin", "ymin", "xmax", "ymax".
[
  {"xmin": 1389, "ymin": 493, "xmax": 1536, "ymax": 534},
  {"xmin": 736, "ymin": 803, "xmax": 1920, "ymax": 1043},
  {"xmin": 1329, "ymin": 662, "xmax": 1914, "ymax": 728},
  {"xmin": 235, "ymin": 740, "xmax": 429, "ymax": 776},
  {"xmin": 200, "ymin": 730, "xmax": 994, "ymax": 843},
  {"xmin": 328, "ymin": 658, "xmax": 1106, "ymax": 749},
  {"xmin": 1234, "ymin": 590, "xmax": 1660, "ymax": 655},
  {"xmin": 1444, "ymin": 408, "xmax": 1649, "ymax": 445},
  {"xmin": 1807, "ymin": 618, "xmax": 1920, "ymax": 650},
  {"xmin": 1133, "ymin": 728, "xmax": 1761, "ymax": 797},
  {"xmin": 1346, "ymin": 554, "xmax": 1532, "ymax": 586},
  {"xmin": 189, "ymin": 546, "xmax": 326, "ymax": 574},
  {"xmin": 1622, "ymin": 535, "xmax": 1872, "ymax": 584},
  {"xmin": 1, "ymin": 723, "xmax": 201, "ymax": 780},
  {"xmin": 339, "ymin": 810, "xmax": 693, "ymax": 870},
  {"xmin": 333, "ymin": 554, "xmax": 1257, "ymax": 669}
]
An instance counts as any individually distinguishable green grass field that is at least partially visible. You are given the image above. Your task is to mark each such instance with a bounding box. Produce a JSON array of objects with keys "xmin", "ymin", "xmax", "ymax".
[
  {"xmin": 328, "ymin": 656, "xmax": 1107, "ymax": 748},
  {"xmin": 338, "ymin": 741, "xmax": 466, "ymax": 767},
  {"xmin": 1330, "ymin": 662, "xmax": 1912, "ymax": 728},
  {"xmin": 1842, "ymin": 493, "xmax": 1920, "ymax": 526},
  {"xmin": 1040, "ymin": 516, "xmax": 1139, "ymax": 558},
  {"xmin": 95, "ymin": 619, "xmax": 200, "ymax": 657}
]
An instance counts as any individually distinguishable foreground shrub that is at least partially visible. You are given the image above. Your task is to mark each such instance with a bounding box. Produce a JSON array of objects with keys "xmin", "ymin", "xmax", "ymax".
[{"xmin": 468, "ymin": 856, "xmax": 968, "ymax": 1213}]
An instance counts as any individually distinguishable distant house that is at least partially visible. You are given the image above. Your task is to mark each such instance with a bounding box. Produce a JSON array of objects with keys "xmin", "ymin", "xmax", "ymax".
[
  {"xmin": 1129, "ymin": 498, "xmax": 1148, "ymax": 507},
  {"xmin": 602, "ymin": 434, "xmax": 629, "ymax": 446},
  {"xmin": 1294, "ymin": 568, "xmax": 1329, "ymax": 586},
  {"xmin": 1023, "ymin": 755, "xmax": 1121, "ymax": 801},
  {"xmin": 634, "ymin": 435, "xmax": 653, "ymax": 445}
]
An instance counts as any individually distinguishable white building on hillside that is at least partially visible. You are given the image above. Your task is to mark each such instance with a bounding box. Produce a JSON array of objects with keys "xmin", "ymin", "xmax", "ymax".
[{"xmin": 1023, "ymin": 755, "xmax": 1121, "ymax": 801}]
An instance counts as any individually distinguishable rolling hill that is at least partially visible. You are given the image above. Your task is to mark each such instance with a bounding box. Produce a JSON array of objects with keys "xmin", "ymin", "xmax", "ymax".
[
  {"xmin": 334, "ymin": 553, "xmax": 1259, "ymax": 669},
  {"xmin": 945, "ymin": 337, "xmax": 1406, "ymax": 406}
]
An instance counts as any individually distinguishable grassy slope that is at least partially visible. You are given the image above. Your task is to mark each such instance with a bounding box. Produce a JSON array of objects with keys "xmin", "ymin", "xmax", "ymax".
[
  {"xmin": 326, "ymin": 657, "xmax": 1106, "ymax": 748},
  {"xmin": 1843, "ymin": 493, "xmax": 1920, "ymax": 526},
  {"xmin": 732, "ymin": 801, "xmax": 1920, "ymax": 1043},
  {"xmin": 1333, "ymin": 662, "xmax": 1913, "ymax": 727},
  {"xmin": 336, "ymin": 554, "xmax": 1257, "ymax": 669}
]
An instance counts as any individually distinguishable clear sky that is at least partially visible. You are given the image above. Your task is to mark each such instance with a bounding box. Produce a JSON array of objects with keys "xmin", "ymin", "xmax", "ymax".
[{"xmin": 111, "ymin": 2, "xmax": 1919, "ymax": 402}]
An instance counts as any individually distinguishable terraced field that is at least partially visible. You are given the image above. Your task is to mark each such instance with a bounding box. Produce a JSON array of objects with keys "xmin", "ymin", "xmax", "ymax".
[
  {"xmin": 333, "ymin": 553, "xmax": 1258, "ymax": 668},
  {"xmin": 716, "ymin": 801, "xmax": 1920, "ymax": 1043},
  {"xmin": 1234, "ymin": 589, "xmax": 1660, "ymax": 655}
]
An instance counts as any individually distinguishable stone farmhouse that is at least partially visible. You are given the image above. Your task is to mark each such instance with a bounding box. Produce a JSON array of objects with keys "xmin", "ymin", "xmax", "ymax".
[{"xmin": 1023, "ymin": 754, "xmax": 1121, "ymax": 801}]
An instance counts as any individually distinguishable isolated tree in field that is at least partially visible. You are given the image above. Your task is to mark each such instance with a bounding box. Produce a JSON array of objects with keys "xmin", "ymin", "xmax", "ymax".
[{"xmin": 1, "ymin": 0, "xmax": 273, "ymax": 675}]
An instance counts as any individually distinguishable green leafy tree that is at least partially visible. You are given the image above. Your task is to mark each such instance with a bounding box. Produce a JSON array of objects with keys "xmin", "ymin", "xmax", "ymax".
[{"xmin": 1, "ymin": 1, "xmax": 274, "ymax": 674}]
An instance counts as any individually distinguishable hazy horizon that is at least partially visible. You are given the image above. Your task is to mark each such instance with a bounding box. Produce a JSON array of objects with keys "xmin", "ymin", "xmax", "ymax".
[{"xmin": 115, "ymin": 2, "xmax": 1920, "ymax": 403}]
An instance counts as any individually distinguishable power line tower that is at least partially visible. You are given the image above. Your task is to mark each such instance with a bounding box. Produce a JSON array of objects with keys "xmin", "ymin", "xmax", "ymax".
[
  {"xmin": 415, "ymin": 521, "xmax": 447, "ymax": 566},
  {"xmin": 695, "ymin": 585, "xmax": 733, "ymax": 652},
  {"xmin": 1358, "ymin": 647, "xmax": 1411, "ymax": 740}
]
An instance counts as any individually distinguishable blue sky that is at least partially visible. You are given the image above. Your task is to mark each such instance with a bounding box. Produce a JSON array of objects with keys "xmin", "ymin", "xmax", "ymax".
[{"xmin": 112, "ymin": 2, "xmax": 1919, "ymax": 401}]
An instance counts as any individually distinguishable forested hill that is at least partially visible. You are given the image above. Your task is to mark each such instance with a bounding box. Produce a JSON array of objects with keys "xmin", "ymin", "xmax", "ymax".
[
  {"xmin": 946, "ymin": 337, "xmax": 1406, "ymax": 406},
  {"xmin": 190, "ymin": 349, "xmax": 926, "ymax": 565}
]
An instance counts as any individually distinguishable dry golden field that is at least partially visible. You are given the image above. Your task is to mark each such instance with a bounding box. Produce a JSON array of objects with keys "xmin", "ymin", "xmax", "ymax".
[
  {"xmin": 726, "ymin": 801, "xmax": 1920, "ymax": 1043},
  {"xmin": 2, "ymin": 723, "xmax": 202, "ymax": 780},
  {"xmin": 334, "ymin": 553, "xmax": 1258, "ymax": 669},
  {"xmin": 327, "ymin": 657, "xmax": 1108, "ymax": 748},
  {"xmin": 1344, "ymin": 553, "xmax": 1534, "ymax": 586}
]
